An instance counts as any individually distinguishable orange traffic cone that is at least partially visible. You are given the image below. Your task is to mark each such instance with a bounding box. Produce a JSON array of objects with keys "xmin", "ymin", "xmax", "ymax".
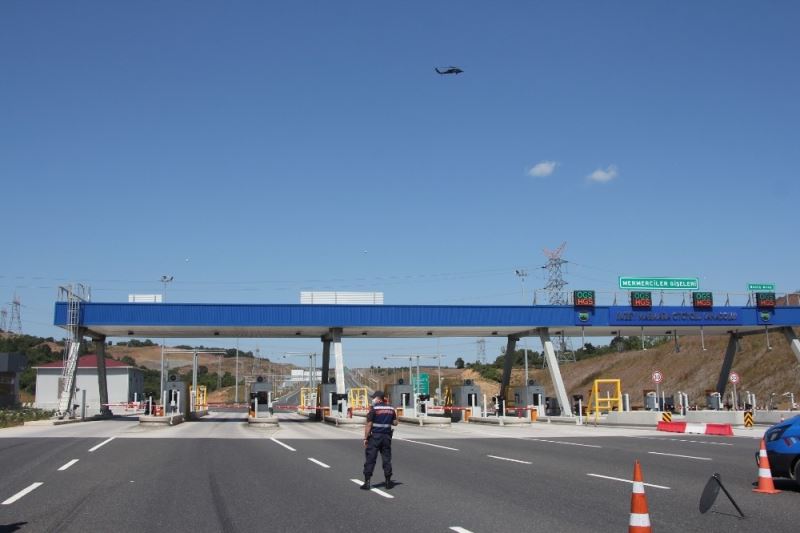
[
  {"xmin": 629, "ymin": 460, "xmax": 652, "ymax": 533},
  {"xmin": 753, "ymin": 438, "xmax": 781, "ymax": 494}
]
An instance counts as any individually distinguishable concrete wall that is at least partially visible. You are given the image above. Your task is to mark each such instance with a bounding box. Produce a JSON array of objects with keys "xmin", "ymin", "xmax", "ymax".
[
  {"xmin": 605, "ymin": 411, "xmax": 665, "ymax": 426},
  {"xmin": 754, "ymin": 410, "xmax": 799, "ymax": 425},
  {"xmin": 685, "ymin": 410, "xmax": 744, "ymax": 425},
  {"xmin": 35, "ymin": 368, "xmax": 143, "ymax": 415}
]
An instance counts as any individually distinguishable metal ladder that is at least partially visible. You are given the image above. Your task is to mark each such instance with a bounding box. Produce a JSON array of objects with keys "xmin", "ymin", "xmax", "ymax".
[{"xmin": 56, "ymin": 284, "xmax": 90, "ymax": 418}]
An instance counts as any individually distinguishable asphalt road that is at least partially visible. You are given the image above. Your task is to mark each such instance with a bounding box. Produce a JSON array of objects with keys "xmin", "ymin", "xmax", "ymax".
[{"xmin": 1, "ymin": 413, "xmax": 796, "ymax": 533}]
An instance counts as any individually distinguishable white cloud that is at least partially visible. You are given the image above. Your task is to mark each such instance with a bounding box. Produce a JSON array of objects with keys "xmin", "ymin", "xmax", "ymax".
[
  {"xmin": 528, "ymin": 160, "xmax": 558, "ymax": 177},
  {"xmin": 587, "ymin": 164, "xmax": 618, "ymax": 183}
]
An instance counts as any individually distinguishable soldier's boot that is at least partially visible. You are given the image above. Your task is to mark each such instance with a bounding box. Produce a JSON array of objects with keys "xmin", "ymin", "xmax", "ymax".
[
  {"xmin": 361, "ymin": 476, "xmax": 371, "ymax": 490},
  {"xmin": 385, "ymin": 475, "xmax": 393, "ymax": 489}
]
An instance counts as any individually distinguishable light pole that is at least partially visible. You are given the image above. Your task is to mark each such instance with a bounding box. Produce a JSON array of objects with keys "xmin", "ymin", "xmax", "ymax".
[
  {"xmin": 159, "ymin": 275, "xmax": 173, "ymax": 398},
  {"xmin": 515, "ymin": 269, "xmax": 528, "ymax": 303},
  {"xmin": 515, "ymin": 269, "xmax": 530, "ymax": 384}
]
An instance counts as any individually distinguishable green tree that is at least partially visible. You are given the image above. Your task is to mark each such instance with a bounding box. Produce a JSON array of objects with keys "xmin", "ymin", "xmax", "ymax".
[{"xmin": 454, "ymin": 357, "xmax": 465, "ymax": 369}]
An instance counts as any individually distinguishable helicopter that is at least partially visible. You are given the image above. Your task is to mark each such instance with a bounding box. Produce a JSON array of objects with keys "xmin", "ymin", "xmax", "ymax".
[{"xmin": 435, "ymin": 66, "xmax": 464, "ymax": 75}]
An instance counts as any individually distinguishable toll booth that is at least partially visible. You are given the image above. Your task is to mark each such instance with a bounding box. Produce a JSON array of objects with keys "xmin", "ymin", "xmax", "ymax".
[
  {"xmin": 165, "ymin": 377, "xmax": 187, "ymax": 416},
  {"xmin": 318, "ymin": 382, "xmax": 349, "ymax": 418},
  {"xmin": 250, "ymin": 376, "xmax": 273, "ymax": 417},
  {"xmin": 511, "ymin": 383, "xmax": 545, "ymax": 414},
  {"xmin": 417, "ymin": 394, "xmax": 432, "ymax": 416},
  {"xmin": 644, "ymin": 391, "xmax": 658, "ymax": 411},
  {"xmin": 706, "ymin": 391, "xmax": 722, "ymax": 410},
  {"xmin": 545, "ymin": 396, "xmax": 561, "ymax": 416},
  {"xmin": 450, "ymin": 380, "xmax": 482, "ymax": 422},
  {"xmin": 644, "ymin": 390, "xmax": 674, "ymax": 411},
  {"xmin": 384, "ymin": 382, "xmax": 413, "ymax": 412}
]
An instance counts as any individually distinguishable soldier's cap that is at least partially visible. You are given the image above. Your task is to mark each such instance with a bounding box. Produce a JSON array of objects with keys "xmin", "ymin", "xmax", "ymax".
[{"xmin": 370, "ymin": 391, "xmax": 385, "ymax": 400}]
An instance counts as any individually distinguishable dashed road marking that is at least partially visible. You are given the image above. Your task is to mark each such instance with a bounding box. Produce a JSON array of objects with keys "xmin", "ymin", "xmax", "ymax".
[
  {"xmin": 89, "ymin": 437, "xmax": 115, "ymax": 452},
  {"xmin": 487, "ymin": 455, "xmax": 532, "ymax": 465},
  {"xmin": 350, "ymin": 479, "xmax": 394, "ymax": 499},
  {"xmin": 397, "ymin": 438, "xmax": 459, "ymax": 451},
  {"xmin": 630, "ymin": 436, "xmax": 733, "ymax": 446},
  {"xmin": 270, "ymin": 437, "xmax": 296, "ymax": 452},
  {"xmin": 58, "ymin": 459, "xmax": 80, "ymax": 471},
  {"xmin": 587, "ymin": 473, "xmax": 670, "ymax": 490},
  {"xmin": 308, "ymin": 458, "xmax": 330, "ymax": 468},
  {"xmin": 530, "ymin": 439, "xmax": 602, "ymax": 448},
  {"xmin": 450, "ymin": 528, "xmax": 475, "ymax": 533},
  {"xmin": 648, "ymin": 451, "xmax": 711, "ymax": 461},
  {"xmin": 2, "ymin": 483, "xmax": 44, "ymax": 505}
]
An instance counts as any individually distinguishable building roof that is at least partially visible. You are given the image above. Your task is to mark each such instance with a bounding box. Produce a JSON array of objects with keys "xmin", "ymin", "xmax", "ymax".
[{"xmin": 34, "ymin": 354, "xmax": 134, "ymax": 369}]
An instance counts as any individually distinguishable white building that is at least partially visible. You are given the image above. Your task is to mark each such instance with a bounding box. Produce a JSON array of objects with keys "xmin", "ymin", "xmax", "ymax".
[{"xmin": 34, "ymin": 354, "xmax": 144, "ymax": 415}]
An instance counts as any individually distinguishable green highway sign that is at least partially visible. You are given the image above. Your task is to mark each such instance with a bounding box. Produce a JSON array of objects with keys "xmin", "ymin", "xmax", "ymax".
[
  {"xmin": 619, "ymin": 277, "xmax": 699, "ymax": 291},
  {"xmin": 747, "ymin": 283, "xmax": 775, "ymax": 291},
  {"xmin": 413, "ymin": 373, "xmax": 430, "ymax": 395}
]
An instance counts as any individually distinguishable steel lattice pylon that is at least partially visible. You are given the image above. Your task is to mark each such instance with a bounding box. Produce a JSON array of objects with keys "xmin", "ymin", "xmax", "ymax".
[
  {"xmin": 542, "ymin": 243, "xmax": 575, "ymax": 364},
  {"xmin": 9, "ymin": 295, "xmax": 22, "ymax": 335}
]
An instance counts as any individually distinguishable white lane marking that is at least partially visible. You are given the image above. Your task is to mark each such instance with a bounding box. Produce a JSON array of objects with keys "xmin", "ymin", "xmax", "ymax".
[
  {"xmin": 487, "ymin": 455, "xmax": 532, "ymax": 465},
  {"xmin": 89, "ymin": 437, "xmax": 115, "ymax": 452},
  {"xmin": 648, "ymin": 451, "xmax": 711, "ymax": 461},
  {"xmin": 270, "ymin": 437, "xmax": 296, "ymax": 452},
  {"xmin": 58, "ymin": 459, "xmax": 79, "ymax": 471},
  {"xmin": 631, "ymin": 436, "xmax": 733, "ymax": 446},
  {"xmin": 396, "ymin": 438, "xmax": 459, "ymax": 451},
  {"xmin": 586, "ymin": 473, "xmax": 670, "ymax": 490},
  {"xmin": 450, "ymin": 528, "xmax": 475, "ymax": 533},
  {"xmin": 2, "ymin": 482, "xmax": 44, "ymax": 505},
  {"xmin": 530, "ymin": 439, "xmax": 602, "ymax": 448},
  {"xmin": 350, "ymin": 479, "xmax": 394, "ymax": 499},
  {"xmin": 308, "ymin": 458, "xmax": 330, "ymax": 468}
]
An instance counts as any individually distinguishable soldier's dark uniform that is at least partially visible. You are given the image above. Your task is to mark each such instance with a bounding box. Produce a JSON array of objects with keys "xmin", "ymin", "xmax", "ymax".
[{"xmin": 362, "ymin": 391, "xmax": 397, "ymax": 489}]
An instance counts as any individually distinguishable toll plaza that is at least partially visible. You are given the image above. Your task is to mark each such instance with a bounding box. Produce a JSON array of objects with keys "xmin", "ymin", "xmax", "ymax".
[
  {"xmin": 53, "ymin": 288, "xmax": 800, "ymax": 429},
  {"xmin": 248, "ymin": 376, "xmax": 279, "ymax": 427}
]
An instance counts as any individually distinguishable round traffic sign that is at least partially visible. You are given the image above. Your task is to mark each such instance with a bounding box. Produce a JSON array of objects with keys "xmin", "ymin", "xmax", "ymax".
[
  {"xmin": 729, "ymin": 371, "xmax": 740, "ymax": 384},
  {"xmin": 651, "ymin": 370, "xmax": 664, "ymax": 384}
]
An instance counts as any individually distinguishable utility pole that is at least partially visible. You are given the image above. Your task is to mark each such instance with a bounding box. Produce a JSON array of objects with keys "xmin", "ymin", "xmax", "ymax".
[{"xmin": 235, "ymin": 339, "xmax": 240, "ymax": 404}]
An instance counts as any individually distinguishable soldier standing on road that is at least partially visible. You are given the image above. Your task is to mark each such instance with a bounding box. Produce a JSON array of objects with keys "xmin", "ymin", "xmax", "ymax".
[{"xmin": 361, "ymin": 390, "xmax": 398, "ymax": 490}]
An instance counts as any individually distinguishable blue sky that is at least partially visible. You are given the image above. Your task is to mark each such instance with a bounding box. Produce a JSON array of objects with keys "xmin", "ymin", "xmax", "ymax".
[{"xmin": 2, "ymin": 1, "xmax": 798, "ymax": 366}]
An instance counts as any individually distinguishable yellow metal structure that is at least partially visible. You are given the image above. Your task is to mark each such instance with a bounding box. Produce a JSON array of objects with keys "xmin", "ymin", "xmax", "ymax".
[
  {"xmin": 190, "ymin": 385, "xmax": 208, "ymax": 412},
  {"xmin": 300, "ymin": 387, "xmax": 317, "ymax": 410},
  {"xmin": 585, "ymin": 379, "xmax": 622, "ymax": 424},
  {"xmin": 349, "ymin": 388, "xmax": 368, "ymax": 410}
]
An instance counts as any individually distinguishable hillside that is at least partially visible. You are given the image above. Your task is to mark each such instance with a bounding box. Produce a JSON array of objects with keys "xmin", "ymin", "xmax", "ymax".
[{"xmin": 518, "ymin": 329, "xmax": 800, "ymax": 409}]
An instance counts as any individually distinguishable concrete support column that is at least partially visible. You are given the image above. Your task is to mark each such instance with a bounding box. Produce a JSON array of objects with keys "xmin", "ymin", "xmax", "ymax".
[
  {"xmin": 538, "ymin": 328, "xmax": 573, "ymax": 417},
  {"xmin": 321, "ymin": 336, "xmax": 332, "ymax": 386},
  {"xmin": 94, "ymin": 335, "xmax": 112, "ymax": 417},
  {"xmin": 331, "ymin": 328, "xmax": 345, "ymax": 394},
  {"xmin": 782, "ymin": 327, "xmax": 800, "ymax": 365},
  {"xmin": 499, "ymin": 336, "xmax": 518, "ymax": 403},
  {"xmin": 715, "ymin": 333, "xmax": 739, "ymax": 396}
]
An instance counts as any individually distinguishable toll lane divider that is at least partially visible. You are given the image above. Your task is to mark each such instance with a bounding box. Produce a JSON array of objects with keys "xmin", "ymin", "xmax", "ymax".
[{"xmin": 656, "ymin": 421, "xmax": 733, "ymax": 436}]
